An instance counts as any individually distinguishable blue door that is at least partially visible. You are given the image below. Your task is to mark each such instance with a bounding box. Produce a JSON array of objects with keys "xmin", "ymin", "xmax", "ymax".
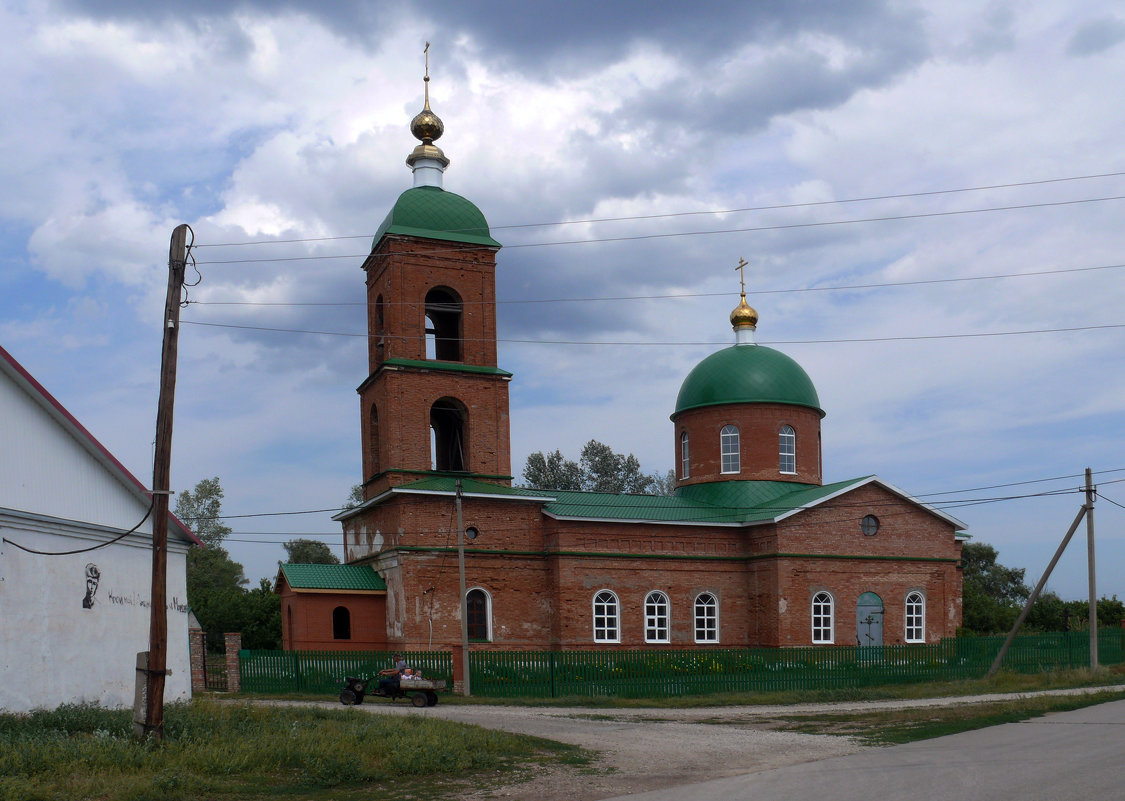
[{"xmin": 856, "ymin": 592, "xmax": 884, "ymax": 646}]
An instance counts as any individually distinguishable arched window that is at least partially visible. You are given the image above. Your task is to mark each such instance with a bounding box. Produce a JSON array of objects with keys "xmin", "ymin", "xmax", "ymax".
[
  {"xmin": 368, "ymin": 404, "xmax": 380, "ymax": 477},
  {"xmin": 694, "ymin": 592, "xmax": 718, "ymax": 643},
  {"xmin": 779, "ymin": 425, "xmax": 796, "ymax": 474},
  {"xmin": 332, "ymin": 606, "xmax": 351, "ymax": 640},
  {"xmin": 466, "ymin": 588, "xmax": 491, "ymax": 642},
  {"xmin": 680, "ymin": 431, "xmax": 690, "ymax": 479},
  {"xmin": 811, "ymin": 592, "xmax": 834, "ymax": 644},
  {"xmin": 593, "ymin": 590, "xmax": 620, "ymax": 643},
  {"xmin": 424, "ymin": 287, "xmax": 462, "ymax": 361},
  {"xmin": 720, "ymin": 425, "xmax": 740, "ymax": 474},
  {"xmin": 644, "ymin": 591, "xmax": 670, "ymax": 643},
  {"xmin": 905, "ymin": 591, "xmax": 925, "ymax": 643},
  {"xmin": 430, "ymin": 397, "xmax": 468, "ymax": 472}
]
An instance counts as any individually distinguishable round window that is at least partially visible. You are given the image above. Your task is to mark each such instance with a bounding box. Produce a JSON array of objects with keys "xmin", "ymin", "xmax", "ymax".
[{"xmin": 861, "ymin": 515, "xmax": 880, "ymax": 536}]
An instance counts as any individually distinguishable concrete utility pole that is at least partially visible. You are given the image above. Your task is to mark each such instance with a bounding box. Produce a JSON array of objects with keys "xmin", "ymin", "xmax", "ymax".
[
  {"xmin": 1085, "ymin": 467, "xmax": 1098, "ymax": 669},
  {"xmin": 456, "ymin": 480, "xmax": 471, "ymax": 696},
  {"xmin": 987, "ymin": 467, "xmax": 1097, "ymax": 678},
  {"xmin": 141, "ymin": 224, "xmax": 188, "ymax": 739}
]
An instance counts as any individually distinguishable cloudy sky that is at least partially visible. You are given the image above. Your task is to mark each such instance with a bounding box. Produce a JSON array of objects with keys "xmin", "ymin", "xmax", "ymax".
[{"xmin": 3, "ymin": 0, "xmax": 1124, "ymax": 602}]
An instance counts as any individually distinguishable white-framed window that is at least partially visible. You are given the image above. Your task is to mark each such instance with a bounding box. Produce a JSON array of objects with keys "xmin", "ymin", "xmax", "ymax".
[
  {"xmin": 694, "ymin": 592, "xmax": 718, "ymax": 643},
  {"xmin": 680, "ymin": 431, "xmax": 690, "ymax": 479},
  {"xmin": 811, "ymin": 591, "xmax": 834, "ymax": 644},
  {"xmin": 466, "ymin": 587, "xmax": 492, "ymax": 642},
  {"xmin": 779, "ymin": 425, "xmax": 796, "ymax": 474},
  {"xmin": 720, "ymin": 425, "xmax": 740, "ymax": 474},
  {"xmin": 905, "ymin": 591, "xmax": 925, "ymax": 643},
  {"xmin": 593, "ymin": 590, "xmax": 620, "ymax": 643},
  {"xmin": 644, "ymin": 591, "xmax": 670, "ymax": 643}
]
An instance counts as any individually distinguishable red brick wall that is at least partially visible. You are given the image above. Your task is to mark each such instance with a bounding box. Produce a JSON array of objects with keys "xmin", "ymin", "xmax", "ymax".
[
  {"xmin": 346, "ymin": 482, "xmax": 959, "ymax": 650},
  {"xmin": 278, "ymin": 584, "xmax": 388, "ymax": 651},
  {"xmin": 356, "ymin": 235, "xmax": 512, "ymax": 495},
  {"xmin": 673, "ymin": 403, "xmax": 823, "ymax": 486},
  {"xmin": 362, "ymin": 235, "xmax": 500, "ymax": 372}
]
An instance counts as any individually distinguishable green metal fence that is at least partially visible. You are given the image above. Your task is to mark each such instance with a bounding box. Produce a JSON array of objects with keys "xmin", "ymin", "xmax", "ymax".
[
  {"xmin": 238, "ymin": 649, "xmax": 453, "ymax": 695},
  {"xmin": 237, "ymin": 629, "xmax": 1124, "ymax": 699},
  {"xmin": 469, "ymin": 629, "xmax": 1125, "ymax": 699}
]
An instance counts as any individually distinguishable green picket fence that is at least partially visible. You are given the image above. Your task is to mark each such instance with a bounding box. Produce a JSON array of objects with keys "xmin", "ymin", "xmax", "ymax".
[
  {"xmin": 239, "ymin": 649, "xmax": 453, "ymax": 694},
  {"xmin": 470, "ymin": 628, "xmax": 1125, "ymax": 699},
  {"xmin": 236, "ymin": 629, "xmax": 1124, "ymax": 699}
]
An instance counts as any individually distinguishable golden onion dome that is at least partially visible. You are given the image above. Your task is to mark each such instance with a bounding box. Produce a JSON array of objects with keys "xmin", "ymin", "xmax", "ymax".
[
  {"xmin": 730, "ymin": 293, "xmax": 758, "ymax": 330},
  {"xmin": 410, "ymin": 100, "xmax": 444, "ymax": 144}
]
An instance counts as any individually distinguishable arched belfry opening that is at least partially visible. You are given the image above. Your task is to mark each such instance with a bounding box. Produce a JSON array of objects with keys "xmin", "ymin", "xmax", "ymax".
[
  {"xmin": 430, "ymin": 397, "xmax": 468, "ymax": 472},
  {"xmin": 425, "ymin": 287, "xmax": 462, "ymax": 361}
]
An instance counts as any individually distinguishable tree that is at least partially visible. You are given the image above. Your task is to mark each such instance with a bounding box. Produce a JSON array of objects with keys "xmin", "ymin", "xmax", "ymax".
[
  {"xmin": 174, "ymin": 476, "xmax": 232, "ymax": 547},
  {"xmin": 176, "ymin": 477, "xmax": 280, "ymax": 650},
  {"xmin": 960, "ymin": 542, "xmax": 1030, "ymax": 635},
  {"xmin": 522, "ymin": 449, "xmax": 584, "ymax": 490},
  {"xmin": 522, "ymin": 440, "xmax": 673, "ymax": 495},
  {"xmin": 343, "ymin": 484, "xmax": 364, "ymax": 510},
  {"xmin": 282, "ymin": 538, "xmax": 340, "ymax": 565}
]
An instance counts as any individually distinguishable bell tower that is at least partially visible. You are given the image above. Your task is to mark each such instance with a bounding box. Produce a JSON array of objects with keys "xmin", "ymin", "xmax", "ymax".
[{"xmin": 356, "ymin": 52, "xmax": 512, "ymax": 498}]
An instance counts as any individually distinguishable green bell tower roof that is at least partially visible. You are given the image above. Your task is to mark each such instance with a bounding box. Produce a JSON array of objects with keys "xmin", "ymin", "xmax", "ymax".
[{"xmin": 372, "ymin": 186, "xmax": 501, "ymax": 250}]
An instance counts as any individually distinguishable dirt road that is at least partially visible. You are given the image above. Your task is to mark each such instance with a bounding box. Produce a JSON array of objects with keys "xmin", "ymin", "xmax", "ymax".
[{"xmin": 260, "ymin": 687, "xmax": 1115, "ymax": 800}]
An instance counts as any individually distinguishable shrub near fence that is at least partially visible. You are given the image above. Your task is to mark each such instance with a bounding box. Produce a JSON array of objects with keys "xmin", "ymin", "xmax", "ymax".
[
  {"xmin": 239, "ymin": 650, "xmax": 453, "ymax": 695},
  {"xmin": 470, "ymin": 629, "xmax": 1125, "ymax": 699}
]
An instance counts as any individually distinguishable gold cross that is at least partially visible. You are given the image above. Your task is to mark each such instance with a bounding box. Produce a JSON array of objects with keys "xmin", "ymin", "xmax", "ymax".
[{"xmin": 735, "ymin": 257, "xmax": 749, "ymax": 295}]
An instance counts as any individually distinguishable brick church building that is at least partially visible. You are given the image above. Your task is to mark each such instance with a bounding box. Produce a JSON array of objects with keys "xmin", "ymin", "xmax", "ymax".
[{"xmin": 281, "ymin": 76, "xmax": 965, "ymax": 654}]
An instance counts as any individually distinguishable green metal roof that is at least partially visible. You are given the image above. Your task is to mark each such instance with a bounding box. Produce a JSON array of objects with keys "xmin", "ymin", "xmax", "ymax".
[
  {"xmin": 373, "ymin": 186, "xmax": 501, "ymax": 250},
  {"xmin": 278, "ymin": 563, "xmax": 386, "ymax": 591},
  {"xmin": 371, "ymin": 475, "xmax": 885, "ymax": 526},
  {"xmin": 673, "ymin": 344, "xmax": 824, "ymax": 418},
  {"xmin": 382, "ymin": 358, "xmax": 512, "ymax": 377}
]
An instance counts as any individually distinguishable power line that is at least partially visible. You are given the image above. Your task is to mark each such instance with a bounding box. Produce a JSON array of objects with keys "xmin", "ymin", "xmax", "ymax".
[
  {"xmin": 191, "ymin": 170, "xmax": 1125, "ymax": 249},
  {"xmin": 192, "ymin": 193, "xmax": 1125, "ymax": 266},
  {"xmin": 182, "ymin": 260, "xmax": 1125, "ymax": 309},
  {"xmin": 179, "ymin": 318, "xmax": 1125, "ymax": 345}
]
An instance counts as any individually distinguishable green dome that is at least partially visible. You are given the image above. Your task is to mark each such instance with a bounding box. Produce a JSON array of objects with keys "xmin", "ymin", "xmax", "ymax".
[
  {"xmin": 673, "ymin": 344, "xmax": 824, "ymax": 418},
  {"xmin": 373, "ymin": 186, "xmax": 501, "ymax": 250}
]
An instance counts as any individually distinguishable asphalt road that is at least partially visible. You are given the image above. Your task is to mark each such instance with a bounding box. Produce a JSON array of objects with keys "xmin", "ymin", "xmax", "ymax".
[{"xmin": 610, "ymin": 698, "xmax": 1125, "ymax": 801}]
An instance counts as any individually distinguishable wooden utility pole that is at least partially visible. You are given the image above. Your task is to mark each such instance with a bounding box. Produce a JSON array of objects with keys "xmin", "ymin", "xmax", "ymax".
[{"xmin": 142, "ymin": 224, "xmax": 188, "ymax": 739}]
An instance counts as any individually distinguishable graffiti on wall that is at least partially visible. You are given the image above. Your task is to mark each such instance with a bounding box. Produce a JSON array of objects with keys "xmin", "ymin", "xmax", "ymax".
[{"xmin": 82, "ymin": 563, "xmax": 100, "ymax": 609}]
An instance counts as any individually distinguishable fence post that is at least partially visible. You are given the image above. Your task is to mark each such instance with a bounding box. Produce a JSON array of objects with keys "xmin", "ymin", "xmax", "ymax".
[
  {"xmin": 224, "ymin": 633, "xmax": 242, "ymax": 693},
  {"xmin": 189, "ymin": 628, "xmax": 207, "ymax": 693},
  {"xmin": 451, "ymin": 644, "xmax": 466, "ymax": 694}
]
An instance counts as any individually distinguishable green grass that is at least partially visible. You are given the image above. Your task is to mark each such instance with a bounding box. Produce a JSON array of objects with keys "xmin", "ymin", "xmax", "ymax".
[
  {"xmin": 775, "ymin": 688, "xmax": 1125, "ymax": 746},
  {"xmin": 0, "ymin": 700, "xmax": 587, "ymax": 801}
]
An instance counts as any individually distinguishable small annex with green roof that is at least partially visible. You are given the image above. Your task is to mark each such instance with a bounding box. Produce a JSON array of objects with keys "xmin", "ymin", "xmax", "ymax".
[{"xmin": 276, "ymin": 563, "xmax": 387, "ymax": 651}]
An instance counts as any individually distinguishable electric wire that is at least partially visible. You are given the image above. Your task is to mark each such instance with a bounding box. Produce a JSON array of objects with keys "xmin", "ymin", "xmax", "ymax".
[
  {"xmin": 192, "ymin": 193, "xmax": 1125, "ymax": 265},
  {"xmin": 2, "ymin": 501, "xmax": 155, "ymax": 556},
  {"xmin": 178, "ymin": 318, "xmax": 1125, "ymax": 346},
  {"xmin": 190, "ymin": 170, "xmax": 1125, "ymax": 249},
  {"xmin": 182, "ymin": 260, "xmax": 1125, "ymax": 309}
]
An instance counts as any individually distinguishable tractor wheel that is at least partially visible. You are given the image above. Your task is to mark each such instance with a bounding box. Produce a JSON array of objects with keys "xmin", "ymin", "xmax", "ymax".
[
  {"xmin": 410, "ymin": 692, "xmax": 428, "ymax": 708},
  {"xmin": 339, "ymin": 688, "xmax": 357, "ymax": 706},
  {"xmin": 426, "ymin": 691, "xmax": 439, "ymax": 706}
]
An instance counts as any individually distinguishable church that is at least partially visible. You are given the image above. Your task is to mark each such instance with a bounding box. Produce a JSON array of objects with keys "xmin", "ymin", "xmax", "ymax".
[{"xmin": 278, "ymin": 72, "xmax": 966, "ymax": 654}]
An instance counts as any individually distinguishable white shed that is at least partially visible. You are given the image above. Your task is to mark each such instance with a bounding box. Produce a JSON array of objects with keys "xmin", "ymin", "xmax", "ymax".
[{"xmin": 0, "ymin": 344, "xmax": 200, "ymax": 712}]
